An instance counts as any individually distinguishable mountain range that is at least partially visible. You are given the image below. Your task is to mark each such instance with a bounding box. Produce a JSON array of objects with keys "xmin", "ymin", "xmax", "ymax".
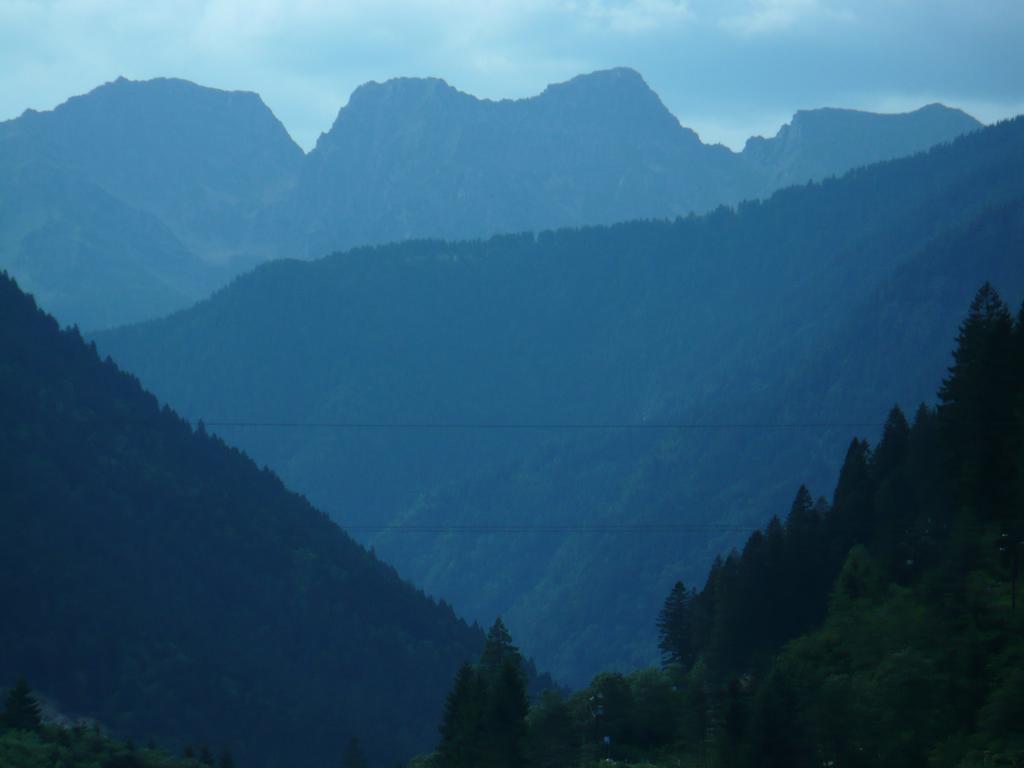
[
  {"xmin": 95, "ymin": 116, "xmax": 1024, "ymax": 685},
  {"xmin": 0, "ymin": 68, "xmax": 980, "ymax": 329}
]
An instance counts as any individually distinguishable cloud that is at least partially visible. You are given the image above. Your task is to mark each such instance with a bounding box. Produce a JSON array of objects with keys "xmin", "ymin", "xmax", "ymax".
[
  {"xmin": 572, "ymin": 0, "xmax": 693, "ymax": 34},
  {"xmin": 715, "ymin": 0, "xmax": 853, "ymax": 37},
  {"xmin": 0, "ymin": 0, "xmax": 1021, "ymax": 152}
]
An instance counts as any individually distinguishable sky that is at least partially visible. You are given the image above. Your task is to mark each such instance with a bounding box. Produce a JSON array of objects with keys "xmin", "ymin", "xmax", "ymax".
[{"xmin": 1, "ymin": 0, "xmax": 1022, "ymax": 152}]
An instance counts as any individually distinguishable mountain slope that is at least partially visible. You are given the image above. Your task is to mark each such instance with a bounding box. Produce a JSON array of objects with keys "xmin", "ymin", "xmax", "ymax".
[
  {"xmin": 741, "ymin": 102, "xmax": 981, "ymax": 195},
  {"xmin": 0, "ymin": 77, "xmax": 303, "ymax": 329},
  {"xmin": 290, "ymin": 68, "xmax": 980, "ymax": 256},
  {"xmin": 0, "ymin": 155, "xmax": 216, "ymax": 330},
  {"xmin": 0, "ymin": 272, "xmax": 486, "ymax": 768},
  {"xmin": 2, "ymin": 76, "xmax": 303, "ymax": 261},
  {"xmin": 289, "ymin": 68, "xmax": 737, "ymax": 257},
  {"xmin": 444, "ymin": 195, "xmax": 1024, "ymax": 683},
  {"xmin": 94, "ymin": 118, "xmax": 1024, "ymax": 684}
]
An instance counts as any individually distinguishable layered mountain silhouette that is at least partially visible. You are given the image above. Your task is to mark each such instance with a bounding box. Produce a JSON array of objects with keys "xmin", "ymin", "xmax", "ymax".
[
  {"xmin": 96, "ymin": 117, "xmax": 1024, "ymax": 685},
  {"xmin": 1, "ymin": 68, "xmax": 980, "ymax": 329}
]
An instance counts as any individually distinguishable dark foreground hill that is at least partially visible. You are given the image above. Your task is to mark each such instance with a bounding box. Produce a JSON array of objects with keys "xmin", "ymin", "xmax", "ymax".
[
  {"xmin": 0, "ymin": 272, "xmax": 489, "ymax": 768},
  {"xmin": 95, "ymin": 118, "xmax": 1024, "ymax": 684},
  {"xmin": 0, "ymin": 70, "xmax": 979, "ymax": 329}
]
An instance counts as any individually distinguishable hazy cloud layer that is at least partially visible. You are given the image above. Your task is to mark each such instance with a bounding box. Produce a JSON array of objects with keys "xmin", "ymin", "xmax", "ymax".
[{"xmin": 1, "ymin": 0, "xmax": 1022, "ymax": 150}]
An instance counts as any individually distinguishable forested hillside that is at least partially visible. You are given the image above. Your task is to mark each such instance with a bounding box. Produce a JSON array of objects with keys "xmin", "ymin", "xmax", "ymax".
[
  {"xmin": 0, "ymin": 70, "xmax": 978, "ymax": 329},
  {"xmin": 0, "ymin": 272, "xmax": 497, "ymax": 768},
  {"xmin": 420, "ymin": 285, "xmax": 1024, "ymax": 768},
  {"xmin": 95, "ymin": 118, "xmax": 1024, "ymax": 684}
]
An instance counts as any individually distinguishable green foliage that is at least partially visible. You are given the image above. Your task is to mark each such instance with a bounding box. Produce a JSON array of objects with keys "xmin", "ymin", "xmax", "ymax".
[
  {"xmin": 0, "ymin": 721, "xmax": 197, "ymax": 768},
  {"xmin": 3, "ymin": 678, "xmax": 42, "ymax": 732},
  {"xmin": 437, "ymin": 664, "xmax": 486, "ymax": 768},
  {"xmin": 437, "ymin": 622, "xmax": 530, "ymax": 768},
  {"xmin": 480, "ymin": 619, "xmax": 522, "ymax": 681},
  {"xmin": 342, "ymin": 737, "xmax": 367, "ymax": 768},
  {"xmin": 656, "ymin": 582, "xmax": 693, "ymax": 667},
  {"xmin": 523, "ymin": 691, "xmax": 577, "ymax": 768}
]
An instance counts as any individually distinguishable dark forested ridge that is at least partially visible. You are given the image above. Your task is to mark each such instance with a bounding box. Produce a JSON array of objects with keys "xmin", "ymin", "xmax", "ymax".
[
  {"xmin": 419, "ymin": 285, "xmax": 1024, "ymax": 768},
  {"xmin": 0, "ymin": 272, "xmax": 498, "ymax": 768},
  {"xmin": 0, "ymin": 69, "xmax": 979, "ymax": 329},
  {"xmin": 95, "ymin": 117, "xmax": 1024, "ymax": 684}
]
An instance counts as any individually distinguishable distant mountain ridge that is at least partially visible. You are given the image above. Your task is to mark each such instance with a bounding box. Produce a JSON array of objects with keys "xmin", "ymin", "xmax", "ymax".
[
  {"xmin": 0, "ymin": 68, "xmax": 983, "ymax": 329},
  {"xmin": 95, "ymin": 117, "xmax": 1024, "ymax": 685},
  {"xmin": 741, "ymin": 101, "xmax": 983, "ymax": 195}
]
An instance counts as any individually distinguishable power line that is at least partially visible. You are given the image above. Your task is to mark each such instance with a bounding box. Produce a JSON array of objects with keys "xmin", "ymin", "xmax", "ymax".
[
  {"xmin": 203, "ymin": 420, "xmax": 888, "ymax": 431},
  {"xmin": 344, "ymin": 521, "xmax": 1009, "ymax": 535},
  {"xmin": 345, "ymin": 523, "xmax": 764, "ymax": 533}
]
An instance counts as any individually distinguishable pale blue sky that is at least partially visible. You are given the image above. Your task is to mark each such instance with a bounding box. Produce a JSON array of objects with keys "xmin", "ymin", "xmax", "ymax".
[{"xmin": 2, "ymin": 0, "xmax": 1022, "ymax": 151}]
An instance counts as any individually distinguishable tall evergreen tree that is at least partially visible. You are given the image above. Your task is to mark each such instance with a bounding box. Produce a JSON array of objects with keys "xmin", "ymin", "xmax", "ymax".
[
  {"xmin": 872, "ymin": 406, "xmax": 917, "ymax": 577},
  {"xmin": 437, "ymin": 664, "xmax": 486, "ymax": 768},
  {"xmin": 482, "ymin": 659, "xmax": 529, "ymax": 768},
  {"xmin": 827, "ymin": 438, "xmax": 875, "ymax": 562},
  {"xmin": 1012, "ymin": 303, "xmax": 1024, "ymax": 521},
  {"xmin": 657, "ymin": 581, "xmax": 693, "ymax": 668},
  {"xmin": 2, "ymin": 678, "xmax": 42, "ymax": 731},
  {"xmin": 783, "ymin": 485, "xmax": 827, "ymax": 635},
  {"xmin": 480, "ymin": 618, "xmax": 522, "ymax": 680},
  {"xmin": 341, "ymin": 736, "xmax": 367, "ymax": 768},
  {"xmin": 873, "ymin": 406, "xmax": 910, "ymax": 483},
  {"xmin": 938, "ymin": 283, "xmax": 1017, "ymax": 520},
  {"xmin": 523, "ymin": 691, "xmax": 578, "ymax": 768}
]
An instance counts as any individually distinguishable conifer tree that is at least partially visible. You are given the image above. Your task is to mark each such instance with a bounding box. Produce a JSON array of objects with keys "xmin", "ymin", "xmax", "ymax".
[
  {"xmin": 219, "ymin": 747, "xmax": 236, "ymax": 768},
  {"xmin": 2, "ymin": 678, "xmax": 42, "ymax": 731},
  {"xmin": 480, "ymin": 618, "xmax": 522, "ymax": 681},
  {"xmin": 657, "ymin": 581, "xmax": 693, "ymax": 668},
  {"xmin": 783, "ymin": 485, "xmax": 827, "ymax": 634},
  {"xmin": 1011, "ymin": 302, "xmax": 1024, "ymax": 520},
  {"xmin": 524, "ymin": 691, "xmax": 577, "ymax": 768},
  {"xmin": 827, "ymin": 438, "xmax": 875, "ymax": 562},
  {"xmin": 341, "ymin": 736, "xmax": 367, "ymax": 768},
  {"xmin": 437, "ymin": 664, "xmax": 485, "ymax": 768},
  {"xmin": 482, "ymin": 658, "xmax": 529, "ymax": 768},
  {"xmin": 873, "ymin": 406, "xmax": 910, "ymax": 482},
  {"xmin": 872, "ymin": 406, "xmax": 917, "ymax": 577},
  {"xmin": 939, "ymin": 283, "xmax": 1016, "ymax": 519}
]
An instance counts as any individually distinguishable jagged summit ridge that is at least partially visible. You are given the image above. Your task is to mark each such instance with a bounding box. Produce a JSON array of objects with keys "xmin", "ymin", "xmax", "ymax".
[{"xmin": 0, "ymin": 68, "xmax": 989, "ymax": 329}]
